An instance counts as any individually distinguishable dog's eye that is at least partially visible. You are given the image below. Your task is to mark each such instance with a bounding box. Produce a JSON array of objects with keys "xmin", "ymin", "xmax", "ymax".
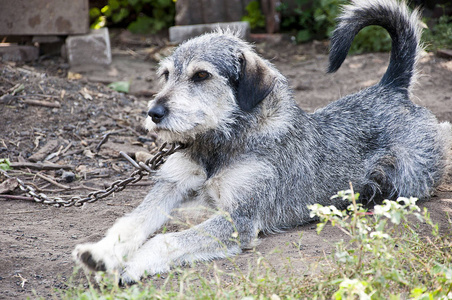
[
  {"xmin": 161, "ymin": 70, "xmax": 169, "ymax": 81},
  {"xmin": 192, "ymin": 71, "xmax": 210, "ymax": 82}
]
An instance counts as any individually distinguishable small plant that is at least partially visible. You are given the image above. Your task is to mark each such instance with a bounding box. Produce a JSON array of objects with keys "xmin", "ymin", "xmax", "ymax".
[
  {"xmin": 309, "ymin": 188, "xmax": 452, "ymax": 299},
  {"xmin": 0, "ymin": 158, "xmax": 11, "ymax": 171},
  {"xmin": 423, "ymin": 14, "xmax": 452, "ymax": 51},
  {"xmin": 277, "ymin": 0, "xmax": 397, "ymax": 53},
  {"xmin": 242, "ymin": 0, "xmax": 266, "ymax": 30},
  {"xmin": 278, "ymin": 0, "xmax": 346, "ymax": 43},
  {"xmin": 89, "ymin": 0, "xmax": 175, "ymax": 34},
  {"xmin": 349, "ymin": 25, "xmax": 392, "ymax": 54},
  {"xmin": 108, "ymin": 81, "xmax": 130, "ymax": 93}
]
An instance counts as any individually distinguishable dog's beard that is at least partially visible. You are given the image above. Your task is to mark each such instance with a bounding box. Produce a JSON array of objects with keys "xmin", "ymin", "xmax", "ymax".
[
  {"xmin": 144, "ymin": 96, "xmax": 238, "ymax": 144},
  {"xmin": 153, "ymin": 128, "xmax": 196, "ymax": 144},
  {"xmin": 145, "ymin": 115, "xmax": 204, "ymax": 144}
]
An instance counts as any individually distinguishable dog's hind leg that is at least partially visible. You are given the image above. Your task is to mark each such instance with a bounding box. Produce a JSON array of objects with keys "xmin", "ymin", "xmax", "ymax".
[
  {"xmin": 72, "ymin": 153, "xmax": 206, "ymax": 276},
  {"xmin": 363, "ymin": 143, "xmax": 445, "ymax": 202}
]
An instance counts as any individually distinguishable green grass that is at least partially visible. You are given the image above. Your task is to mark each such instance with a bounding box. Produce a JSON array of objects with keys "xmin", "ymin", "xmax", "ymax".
[{"xmin": 54, "ymin": 190, "xmax": 452, "ymax": 299}]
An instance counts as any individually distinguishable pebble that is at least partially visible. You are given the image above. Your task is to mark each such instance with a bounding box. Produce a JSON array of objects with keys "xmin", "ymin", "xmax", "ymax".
[{"xmin": 61, "ymin": 171, "xmax": 76, "ymax": 183}]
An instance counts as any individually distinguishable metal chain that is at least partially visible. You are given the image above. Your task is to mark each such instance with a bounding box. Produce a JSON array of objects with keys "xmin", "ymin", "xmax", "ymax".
[{"xmin": 1, "ymin": 143, "xmax": 184, "ymax": 207}]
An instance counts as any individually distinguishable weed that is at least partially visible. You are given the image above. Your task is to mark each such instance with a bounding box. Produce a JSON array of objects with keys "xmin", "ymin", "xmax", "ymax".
[
  {"xmin": 309, "ymin": 188, "xmax": 452, "ymax": 299},
  {"xmin": 0, "ymin": 158, "xmax": 11, "ymax": 171},
  {"xmin": 278, "ymin": 0, "xmax": 345, "ymax": 43},
  {"xmin": 242, "ymin": 0, "xmax": 266, "ymax": 30},
  {"xmin": 273, "ymin": 0, "xmax": 392, "ymax": 53},
  {"xmin": 423, "ymin": 14, "xmax": 452, "ymax": 52},
  {"xmin": 89, "ymin": 0, "xmax": 175, "ymax": 34},
  {"xmin": 349, "ymin": 26, "xmax": 392, "ymax": 54},
  {"xmin": 56, "ymin": 189, "xmax": 452, "ymax": 299}
]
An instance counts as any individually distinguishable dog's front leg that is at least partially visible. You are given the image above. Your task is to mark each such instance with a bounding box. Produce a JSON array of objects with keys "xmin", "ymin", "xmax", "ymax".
[
  {"xmin": 73, "ymin": 153, "xmax": 206, "ymax": 277},
  {"xmin": 119, "ymin": 211, "xmax": 257, "ymax": 284}
]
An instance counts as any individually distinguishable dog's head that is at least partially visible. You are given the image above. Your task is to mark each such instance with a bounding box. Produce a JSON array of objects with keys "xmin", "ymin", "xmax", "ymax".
[{"xmin": 145, "ymin": 31, "xmax": 278, "ymax": 143}]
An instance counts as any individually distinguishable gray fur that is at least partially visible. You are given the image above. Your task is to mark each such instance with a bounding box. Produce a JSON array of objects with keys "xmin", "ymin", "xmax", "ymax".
[{"xmin": 73, "ymin": 0, "xmax": 451, "ymax": 284}]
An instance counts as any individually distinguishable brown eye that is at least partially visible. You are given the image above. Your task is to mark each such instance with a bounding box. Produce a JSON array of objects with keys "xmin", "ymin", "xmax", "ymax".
[
  {"xmin": 160, "ymin": 70, "xmax": 169, "ymax": 81},
  {"xmin": 192, "ymin": 71, "xmax": 210, "ymax": 82}
]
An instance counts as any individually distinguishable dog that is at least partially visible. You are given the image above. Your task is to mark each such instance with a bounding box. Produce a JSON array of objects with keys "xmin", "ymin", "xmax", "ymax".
[{"xmin": 73, "ymin": 0, "xmax": 451, "ymax": 284}]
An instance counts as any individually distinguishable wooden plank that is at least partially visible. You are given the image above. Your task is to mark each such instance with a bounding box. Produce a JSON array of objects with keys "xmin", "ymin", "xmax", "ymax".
[{"xmin": 0, "ymin": 0, "xmax": 89, "ymax": 35}]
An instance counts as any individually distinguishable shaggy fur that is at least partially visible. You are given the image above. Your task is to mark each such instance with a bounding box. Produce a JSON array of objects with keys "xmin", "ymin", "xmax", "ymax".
[{"xmin": 73, "ymin": 0, "xmax": 451, "ymax": 284}]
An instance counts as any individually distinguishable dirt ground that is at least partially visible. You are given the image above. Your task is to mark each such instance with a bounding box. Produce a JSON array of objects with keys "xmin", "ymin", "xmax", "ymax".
[{"xmin": 1, "ymin": 34, "xmax": 452, "ymax": 299}]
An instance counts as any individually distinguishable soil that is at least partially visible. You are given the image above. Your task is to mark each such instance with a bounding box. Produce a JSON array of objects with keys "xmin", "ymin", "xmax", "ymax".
[{"xmin": 1, "ymin": 33, "xmax": 451, "ymax": 299}]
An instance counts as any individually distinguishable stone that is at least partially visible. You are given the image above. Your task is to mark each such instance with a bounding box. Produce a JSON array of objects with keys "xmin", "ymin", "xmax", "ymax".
[
  {"xmin": 0, "ymin": 45, "xmax": 39, "ymax": 62},
  {"xmin": 61, "ymin": 171, "xmax": 76, "ymax": 183},
  {"xmin": 65, "ymin": 28, "xmax": 112, "ymax": 66},
  {"xmin": 169, "ymin": 21, "xmax": 250, "ymax": 44}
]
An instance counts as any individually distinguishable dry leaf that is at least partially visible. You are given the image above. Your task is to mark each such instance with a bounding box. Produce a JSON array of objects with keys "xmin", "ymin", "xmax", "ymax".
[
  {"xmin": 111, "ymin": 163, "xmax": 123, "ymax": 172},
  {"xmin": 80, "ymin": 87, "xmax": 93, "ymax": 100},
  {"xmin": 76, "ymin": 165, "xmax": 88, "ymax": 173},
  {"xmin": 67, "ymin": 71, "xmax": 82, "ymax": 80},
  {"xmin": 0, "ymin": 178, "xmax": 19, "ymax": 194},
  {"xmin": 135, "ymin": 151, "xmax": 153, "ymax": 163},
  {"xmin": 83, "ymin": 149, "xmax": 95, "ymax": 159}
]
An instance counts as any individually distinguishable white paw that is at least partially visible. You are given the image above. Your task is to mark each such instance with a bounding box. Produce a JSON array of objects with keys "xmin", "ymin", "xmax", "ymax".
[
  {"xmin": 72, "ymin": 242, "xmax": 123, "ymax": 273},
  {"xmin": 119, "ymin": 269, "xmax": 139, "ymax": 286}
]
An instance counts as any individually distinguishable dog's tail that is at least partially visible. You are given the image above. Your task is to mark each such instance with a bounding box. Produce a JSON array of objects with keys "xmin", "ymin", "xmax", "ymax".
[{"xmin": 327, "ymin": 0, "xmax": 422, "ymax": 92}]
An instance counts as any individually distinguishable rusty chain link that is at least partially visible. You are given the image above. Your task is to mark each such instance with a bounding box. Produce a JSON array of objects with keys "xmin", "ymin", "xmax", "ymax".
[{"xmin": 0, "ymin": 143, "xmax": 184, "ymax": 207}]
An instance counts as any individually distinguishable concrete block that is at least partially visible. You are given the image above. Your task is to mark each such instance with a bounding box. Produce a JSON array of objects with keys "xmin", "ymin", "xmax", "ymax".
[
  {"xmin": 0, "ymin": 45, "xmax": 39, "ymax": 62},
  {"xmin": 0, "ymin": 0, "xmax": 89, "ymax": 35},
  {"xmin": 66, "ymin": 28, "xmax": 112, "ymax": 67},
  {"xmin": 169, "ymin": 22, "xmax": 250, "ymax": 44}
]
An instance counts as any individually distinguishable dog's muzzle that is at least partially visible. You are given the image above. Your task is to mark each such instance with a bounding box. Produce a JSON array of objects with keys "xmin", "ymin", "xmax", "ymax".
[{"xmin": 148, "ymin": 104, "xmax": 168, "ymax": 124}]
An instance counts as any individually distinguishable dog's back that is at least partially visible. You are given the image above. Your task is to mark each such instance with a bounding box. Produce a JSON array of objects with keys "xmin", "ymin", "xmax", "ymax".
[{"xmin": 315, "ymin": 0, "xmax": 451, "ymax": 201}]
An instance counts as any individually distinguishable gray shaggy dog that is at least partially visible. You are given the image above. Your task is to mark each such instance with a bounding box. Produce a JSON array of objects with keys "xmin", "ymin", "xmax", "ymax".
[{"xmin": 73, "ymin": 0, "xmax": 451, "ymax": 284}]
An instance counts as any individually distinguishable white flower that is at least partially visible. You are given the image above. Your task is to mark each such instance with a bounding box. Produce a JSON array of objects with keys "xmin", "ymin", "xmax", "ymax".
[
  {"xmin": 335, "ymin": 278, "xmax": 372, "ymax": 300},
  {"xmin": 370, "ymin": 231, "xmax": 390, "ymax": 239}
]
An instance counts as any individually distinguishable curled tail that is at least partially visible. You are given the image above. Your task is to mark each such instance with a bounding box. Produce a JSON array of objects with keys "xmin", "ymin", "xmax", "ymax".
[{"xmin": 328, "ymin": 0, "xmax": 422, "ymax": 92}]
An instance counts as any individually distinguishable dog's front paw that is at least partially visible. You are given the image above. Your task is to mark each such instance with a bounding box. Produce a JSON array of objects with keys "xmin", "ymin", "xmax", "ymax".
[
  {"xmin": 118, "ymin": 269, "xmax": 139, "ymax": 286},
  {"xmin": 77, "ymin": 247, "xmax": 107, "ymax": 271},
  {"xmin": 72, "ymin": 242, "xmax": 122, "ymax": 274}
]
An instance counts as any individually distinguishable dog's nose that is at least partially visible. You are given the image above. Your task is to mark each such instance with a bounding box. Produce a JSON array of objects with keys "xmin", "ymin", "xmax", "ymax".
[{"xmin": 148, "ymin": 105, "xmax": 168, "ymax": 124}]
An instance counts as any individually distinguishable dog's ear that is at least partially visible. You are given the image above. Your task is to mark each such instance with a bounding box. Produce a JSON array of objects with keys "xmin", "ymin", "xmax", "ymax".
[{"xmin": 236, "ymin": 51, "xmax": 277, "ymax": 112}]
